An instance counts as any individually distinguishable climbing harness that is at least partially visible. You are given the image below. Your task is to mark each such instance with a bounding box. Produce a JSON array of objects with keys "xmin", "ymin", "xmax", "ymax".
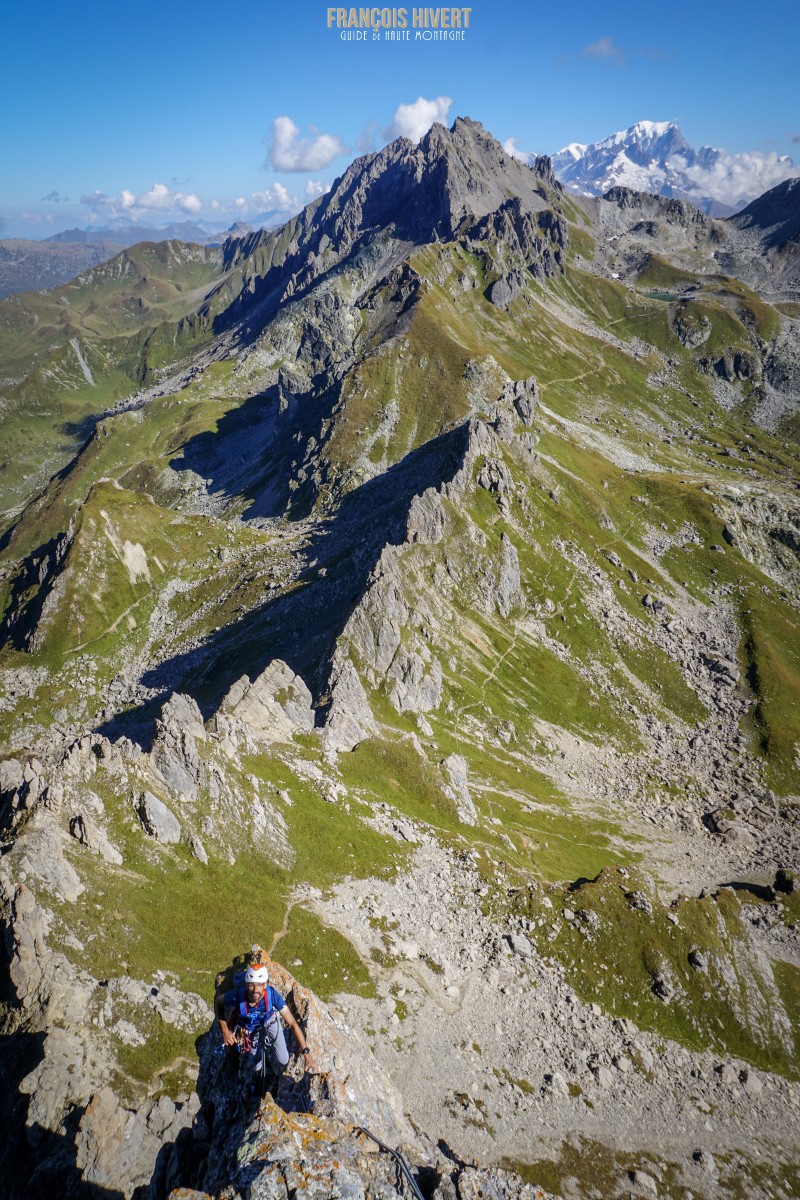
[
  {"xmin": 214, "ymin": 1026, "xmax": 253, "ymax": 1056},
  {"xmin": 234, "ymin": 1026, "xmax": 254, "ymax": 1054},
  {"xmin": 356, "ymin": 1127, "xmax": 425, "ymax": 1200}
]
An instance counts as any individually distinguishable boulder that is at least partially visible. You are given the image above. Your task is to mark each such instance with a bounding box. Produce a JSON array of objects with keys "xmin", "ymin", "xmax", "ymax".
[
  {"xmin": 488, "ymin": 269, "xmax": 526, "ymax": 309},
  {"xmin": 190, "ymin": 834, "xmax": 209, "ymax": 864},
  {"xmin": 69, "ymin": 812, "xmax": 123, "ymax": 865},
  {"xmin": 138, "ymin": 791, "xmax": 181, "ymax": 844},
  {"xmin": 496, "ymin": 533, "xmax": 524, "ymax": 618}
]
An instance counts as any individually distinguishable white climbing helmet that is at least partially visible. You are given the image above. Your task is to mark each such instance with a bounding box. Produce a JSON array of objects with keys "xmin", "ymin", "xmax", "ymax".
[{"xmin": 245, "ymin": 964, "xmax": 268, "ymax": 984}]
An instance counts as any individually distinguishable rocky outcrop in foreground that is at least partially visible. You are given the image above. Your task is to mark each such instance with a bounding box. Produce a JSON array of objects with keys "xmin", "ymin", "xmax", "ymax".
[
  {"xmin": 164, "ymin": 952, "xmax": 553, "ymax": 1200},
  {"xmin": 169, "ymin": 1099, "xmax": 552, "ymax": 1200}
]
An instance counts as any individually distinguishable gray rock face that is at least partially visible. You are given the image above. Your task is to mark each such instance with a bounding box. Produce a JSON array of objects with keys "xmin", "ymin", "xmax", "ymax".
[
  {"xmin": 496, "ymin": 533, "xmax": 524, "ymax": 618},
  {"xmin": 388, "ymin": 651, "xmax": 443, "ymax": 714},
  {"xmin": 222, "ymin": 659, "xmax": 314, "ymax": 745},
  {"xmin": 138, "ymin": 790, "xmax": 182, "ymax": 843},
  {"xmin": 184, "ymin": 1108, "xmax": 550, "ymax": 1200},
  {"xmin": 0, "ymin": 757, "xmax": 25, "ymax": 797},
  {"xmin": 151, "ymin": 692, "xmax": 205, "ymax": 799},
  {"xmin": 477, "ymin": 456, "xmax": 514, "ymax": 500},
  {"xmin": 322, "ymin": 659, "xmax": 378, "ymax": 754},
  {"xmin": 69, "ymin": 811, "xmax": 123, "ymax": 865},
  {"xmin": 501, "ymin": 375, "xmax": 538, "ymax": 424},
  {"xmin": 8, "ymin": 819, "xmax": 84, "ymax": 902},
  {"xmin": 469, "ymin": 196, "xmax": 568, "ymax": 289},
  {"xmin": 442, "ymin": 754, "xmax": 477, "ymax": 825},
  {"xmin": 406, "ymin": 488, "xmax": 446, "ymax": 544},
  {"xmin": 343, "ymin": 548, "xmax": 409, "ymax": 679},
  {"xmin": 77, "ymin": 1087, "xmax": 198, "ymax": 1196}
]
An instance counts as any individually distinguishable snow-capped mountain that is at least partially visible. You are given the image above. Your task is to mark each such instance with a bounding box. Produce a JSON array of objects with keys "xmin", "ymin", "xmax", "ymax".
[{"xmin": 549, "ymin": 121, "xmax": 798, "ymax": 216}]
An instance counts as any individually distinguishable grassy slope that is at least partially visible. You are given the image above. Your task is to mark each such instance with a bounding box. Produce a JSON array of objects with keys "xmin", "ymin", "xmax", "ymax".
[{"xmin": 0, "ymin": 242, "xmax": 225, "ymax": 522}]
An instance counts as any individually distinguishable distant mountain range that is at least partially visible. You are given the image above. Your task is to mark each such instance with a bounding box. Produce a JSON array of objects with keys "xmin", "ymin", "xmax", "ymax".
[
  {"xmin": 549, "ymin": 120, "xmax": 799, "ymax": 216},
  {"xmin": 0, "ymin": 215, "xmax": 287, "ymax": 299}
]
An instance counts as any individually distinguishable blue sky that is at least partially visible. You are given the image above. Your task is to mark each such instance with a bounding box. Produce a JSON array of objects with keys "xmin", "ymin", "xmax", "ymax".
[{"xmin": 3, "ymin": 0, "xmax": 799, "ymax": 236}]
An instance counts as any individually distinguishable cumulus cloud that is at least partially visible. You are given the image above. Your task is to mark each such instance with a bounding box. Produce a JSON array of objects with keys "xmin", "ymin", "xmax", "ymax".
[
  {"xmin": 790, "ymin": 132, "xmax": 800, "ymax": 145},
  {"xmin": 41, "ymin": 189, "xmax": 69, "ymax": 203},
  {"xmin": 80, "ymin": 183, "xmax": 203, "ymax": 219},
  {"xmin": 252, "ymin": 183, "xmax": 297, "ymax": 210},
  {"xmin": 268, "ymin": 116, "xmax": 348, "ymax": 172},
  {"xmin": 131, "ymin": 182, "xmax": 202, "ymax": 213},
  {"xmin": 503, "ymin": 137, "xmax": 535, "ymax": 162},
  {"xmin": 209, "ymin": 185, "xmax": 300, "ymax": 219},
  {"xmin": 305, "ymin": 179, "xmax": 329, "ymax": 199},
  {"xmin": 386, "ymin": 95, "xmax": 452, "ymax": 143},
  {"xmin": 681, "ymin": 150, "xmax": 799, "ymax": 207}
]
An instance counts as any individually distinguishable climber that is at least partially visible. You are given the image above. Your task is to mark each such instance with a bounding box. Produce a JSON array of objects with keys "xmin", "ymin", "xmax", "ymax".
[{"xmin": 215, "ymin": 963, "xmax": 316, "ymax": 1092}]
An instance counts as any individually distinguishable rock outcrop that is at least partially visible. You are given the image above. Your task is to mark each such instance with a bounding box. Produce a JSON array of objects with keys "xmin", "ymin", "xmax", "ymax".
[
  {"xmin": 152, "ymin": 693, "xmax": 206, "ymax": 799},
  {"xmin": 221, "ymin": 660, "xmax": 315, "ymax": 745}
]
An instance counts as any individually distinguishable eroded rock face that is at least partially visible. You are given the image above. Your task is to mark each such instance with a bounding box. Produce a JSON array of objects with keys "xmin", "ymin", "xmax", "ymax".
[
  {"xmin": 152, "ymin": 693, "xmax": 206, "ymax": 799},
  {"xmin": 388, "ymin": 650, "xmax": 443, "ymax": 714},
  {"xmin": 322, "ymin": 659, "xmax": 378, "ymax": 755},
  {"xmin": 76, "ymin": 1087, "xmax": 199, "ymax": 1197},
  {"xmin": 221, "ymin": 660, "xmax": 315, "ymax": 745},
  {"xmin": 171, "ymin": 1100, "xmax": 552, "ymax": 1200}
]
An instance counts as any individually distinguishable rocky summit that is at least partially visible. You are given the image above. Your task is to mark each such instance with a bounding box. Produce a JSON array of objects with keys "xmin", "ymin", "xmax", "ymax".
[{"xmin": 0, "ymin": 117, "xmax": 799, "ymax": 1200}]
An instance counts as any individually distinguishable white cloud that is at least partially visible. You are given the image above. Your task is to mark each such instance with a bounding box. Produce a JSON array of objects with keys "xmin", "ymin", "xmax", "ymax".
[
  {"xmin": 251, "ymin": 183, "xmax": 297, "ymax": 210},
  {"xmin": 387, "ymin": 95, "xmax": 452, "ymax": 143},
  {"xmin": 80, "ymin": 183, "xmax": 203, "ymax": 219},
  {"xmin": 133, "ymin": 183, "xmax": 202, "ymax": 213},
  {"xmin": 80, "ymin": 189, "xmax": 109, "ymax": 207},
  {"xmin": 503, "ymin": 137, "xmax": 531, "ymax": 162},
  {"xmin": 208, "ymin": 186, "xmax": 300, "ymax": 220},
  {"xmin": 305, "ymin": 179, "xmax": 329, "ymax": 199},
  {"xmin": 268, "ymin": 116, "xmax": 348, "ymax": 172},
  {"xmin": 681, "ymin": 150, "xmax": 799, "ymax": 207},
  {"xmin": 41, "ymin": 189, "xmax": 69, "ymax": 203}
]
